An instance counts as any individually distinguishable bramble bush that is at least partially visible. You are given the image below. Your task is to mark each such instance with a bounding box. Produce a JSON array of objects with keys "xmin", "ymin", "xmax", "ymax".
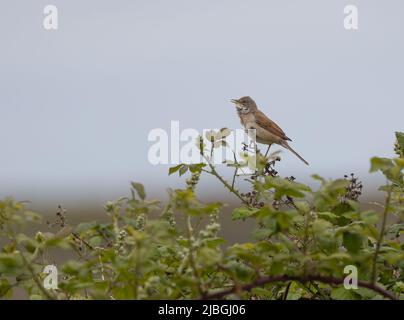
[{"xmin": 0, "ymin": 132, "xmax": 403, "ymax": 300}]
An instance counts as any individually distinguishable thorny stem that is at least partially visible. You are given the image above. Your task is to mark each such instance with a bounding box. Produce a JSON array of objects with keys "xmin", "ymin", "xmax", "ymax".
[
  {"xmin": 200, "ymin": 139, "xmax": 249, "ymax": 206},
  {"xmin": 201, "ymin": 160, "xmax": 248, "ymax": 207},
  {"xmin": 231, "ymin": 151, "xmax": 238, "ymax": 190},
  {"xmin": 202, "ymin": 165, "xmax": 248, "ymax": 206},
  {"xmin": 371, "ymin": 185, "xmax": 392, "ymax": 284},
  {"xmin": 201, "ymin": 274, "xmax": 398, "ymax": 300}
]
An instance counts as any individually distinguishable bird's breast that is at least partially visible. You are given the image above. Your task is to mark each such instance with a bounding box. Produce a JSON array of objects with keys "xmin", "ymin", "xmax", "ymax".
[{"xmin": 238, "ymin": 113, "xmax": 254, "ymax": 126}]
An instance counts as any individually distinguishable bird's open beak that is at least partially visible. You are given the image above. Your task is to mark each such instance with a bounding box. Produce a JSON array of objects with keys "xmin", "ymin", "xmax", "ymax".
[{"xmin": 230, "ymin": 99, "xmax": 242, "ymax": 109}]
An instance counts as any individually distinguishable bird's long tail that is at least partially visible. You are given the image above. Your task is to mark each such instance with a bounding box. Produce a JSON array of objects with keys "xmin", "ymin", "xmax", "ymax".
[{"xmin": 281, "ymin": 141, "xmax": 309, "ymax": 166}]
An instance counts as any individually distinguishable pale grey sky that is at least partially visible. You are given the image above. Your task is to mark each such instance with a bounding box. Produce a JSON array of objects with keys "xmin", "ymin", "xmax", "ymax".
[{"xmin": 1, "ymin": 1, "xmax": 403, "ymax": 206}]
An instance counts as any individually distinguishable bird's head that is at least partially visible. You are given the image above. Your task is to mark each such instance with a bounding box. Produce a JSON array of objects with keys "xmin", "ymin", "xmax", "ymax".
[{"xmin": 230, "ymin": 96, "xmax": 258, "ymax": 114}]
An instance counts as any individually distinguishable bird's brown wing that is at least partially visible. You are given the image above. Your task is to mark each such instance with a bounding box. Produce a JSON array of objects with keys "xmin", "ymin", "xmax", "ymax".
[{"xmin": 254, "ymin": 110, "xmax": 292, "ymax": 141}]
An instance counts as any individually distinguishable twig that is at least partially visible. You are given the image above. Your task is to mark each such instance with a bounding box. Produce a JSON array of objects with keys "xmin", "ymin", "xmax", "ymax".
[
  {"xmin": 282, "ymin": 282, "xmax": 292, "ymax": 300},
  {"xmin": 19, "ymin": 251, "xmax": 56, "ymax": 300},
  {"xmin": 200, "ymin": 141, "xmax": 249, "ymax": 206},
  {"xmin": 202, "ymin": 155, "xmax": 249, "ymax": 206},
  {"xmin": 71, "ymin": 232, "xmax": 94, "ymax": 251},
  {"xmin": 230, "ymin": 149, "xmax": 242, "ymax": 190},
  {"xmin": 201, "ymin": 274, "xmax": 398, "ymax": 300}
]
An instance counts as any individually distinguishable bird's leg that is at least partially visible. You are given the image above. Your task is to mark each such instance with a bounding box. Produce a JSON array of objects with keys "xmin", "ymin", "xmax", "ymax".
[{"xmin": 264, "ymin": 144, "xmax": 272, "ymax": 157}]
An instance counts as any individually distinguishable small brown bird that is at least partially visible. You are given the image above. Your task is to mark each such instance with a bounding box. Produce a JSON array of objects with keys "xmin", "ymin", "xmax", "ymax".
[{"xmin": 231, "ymin": 96, "xmax": 309, "ymax": 165}]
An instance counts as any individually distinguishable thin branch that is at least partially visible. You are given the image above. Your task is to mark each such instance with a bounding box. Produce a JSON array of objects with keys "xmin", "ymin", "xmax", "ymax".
[
  {"xmin": 201, "ymin": 274, "xmax": 398, "ymax": 300},
  {"xmin": 19, "ymin": 251, "xmax": 56, "ymax": 300},
  {"xmin": 71, "ymin": 232, "xmax": 95, "ymax": 251},
  {"xmin": 282, "ymin": 282, "xmax": 292, "ymax": 300},
  {"xmin": 199, "ymin": 140, "xmax": 249, "ymax": 206},
  {"xmin": 202, "ymin": 155, "xmax": 249, "ymax": 206},
  {"xmin": 231, "ymin": 150, "xmax": 240, "ymax": 190}
]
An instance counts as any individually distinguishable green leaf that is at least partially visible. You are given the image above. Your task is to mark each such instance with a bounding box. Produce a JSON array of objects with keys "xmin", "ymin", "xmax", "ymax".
[
  {"xmin": 168, "ymin": 164, "xmax": 183, "ymax": 175},
  {"xmin": 251, "ymin": 287, "xmax": 272, "ymax": 298},
  {"xmin": 331, "ymin": 287, "xmax": 361, "ymax": 300},
  {"xmin": 198, "ymin": 247, "xmax": 222, "ymax": 266},
  {"xmin": 89, "ymin": 236, "xmax": 103, "ymax": 247},
  {"xmin": 360, "ymin": 211, "xmax": 379, "ymax": 225},
  {"xmin": 205, "ymin": 130, "xmax": 216, "ymax": 143},
  {"xmin": 311, "ymin": 174, "xmax": 326, "ymax": 184},
  {"xmin": 355, "ymin": 288, "xmax": 378, "ymax": 299},
  {"xmin": 0, "ymin": 279, "xmax": 12, "ymax": 298},
  {"xmin": 387, "ymin": 223, "xmax": 404, "ymax": 237},
  {"xmin": 395, "ymin": 132, "xmax": 404, "ymax": 154},
  {"xmin": 204, "ymin": 237, "xmax": 226, "ymax": 248},
  {"xmin": 394, "ymin": 158, "xmax": 404, "ymax": 167},
  {"xmin": 75, "ymin": 221, "xmax": 99, "ymax": 233},
  {"xmin": 232, "ymin": 207, "xmax": 259, "ymax": 220},
  {"xmin": 370, "ymin": 157, "xmax": 394, "ymax": 173},
  {"xmin": 0, "ymin": 253, "xmax": 22, "ymax": 274},
  {"xmin": 131, "ymin": 182, "xmax": 146, "ymax": 200},
  {"xmin": 23, "ymin": 211, "xmax": 42, "ymax": 223},
  {"xmin": 312, "ymin": 219, "xmax": 333, "ymax": 233},
  {"xmin": 220, "ymin": 127, "xmax": 231, "ymax": 138},
  {"xmin": 343, "ymin": 231, "xmax": 363, "ymax": 253},
  {"xmin": 318, "ymin": 211, "xmax": 339, "ymax": 223},
  {"xmin": 179, "ymin": 164, "xmax": 189, "ymax": 176},
  {"xmin": 189, "ymin": 163, "xmax": 205, "ymax": 173},
  {"xmin": 226, "ymin": 261, "xmax": 255, "ymax": 282},
  {"xmin": 263, "ymin": 176, "xmax": 310, "ymax": 200}
]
